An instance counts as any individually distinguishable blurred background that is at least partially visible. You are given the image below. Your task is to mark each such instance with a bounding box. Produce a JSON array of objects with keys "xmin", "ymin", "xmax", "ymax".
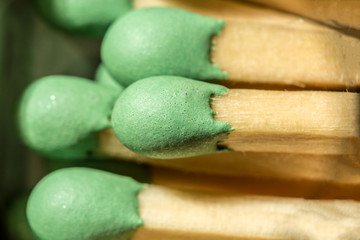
[{"xmin": 1, "ymin": 0, "xmax": 103, "ymax": 238}]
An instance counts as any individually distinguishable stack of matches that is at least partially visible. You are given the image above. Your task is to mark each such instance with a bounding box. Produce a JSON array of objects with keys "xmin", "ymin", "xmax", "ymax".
[{"xmin": 16, "ymin": 0, "xmax": 360, "ymax": 239}]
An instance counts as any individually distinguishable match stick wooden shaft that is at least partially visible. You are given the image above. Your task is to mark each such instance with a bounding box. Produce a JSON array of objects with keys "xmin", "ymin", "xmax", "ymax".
[
  {"xmin": 133, "ymin": 185, "xmax": 360, "ymax": 240},
  {"xmin": 134, "ymin": 0, "xmax": 314, "ymax": 23},
  {"xmin": 98, "ymin": 129, "xmax": 360, "ymax": 184},
  {"xmin": 245, "ymin": 0, "xmax": 360, "ymax": 30},
  {"xmin": 212, "ymin": 89, "xmax": 360, "ymax": 155},
  {"xmin": 135, "ymin": 0, "xmax": 360, "ymax": 89},
  {"xmin": 213, "ymin": 22, "xmax": 360, "ymax": 89},
  {"xmin": 151, "ymin": 166, "xmax": 360, "ymax": 200}
]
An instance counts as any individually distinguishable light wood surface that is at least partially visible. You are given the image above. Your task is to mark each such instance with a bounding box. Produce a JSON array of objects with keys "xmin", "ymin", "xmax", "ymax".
[
  {"xmin": 133, "ymin": 185, "xmax": 360, "ymax": 240},
  {"xmin": 98, "ymin": 129, "xmax": 360, "ymax": 184},
  {"xmin": 245, "ymin": 0, "xmax": 360, "ymax": 31},
  {"xmin": 151, "ymin": 166, "xmax": 360, "ymax": 200},
  {"xmin": 213, "ymin": 22, "xmax": 360, "ymax": 89},
  {"xmin": 212, "ymin": 89, "xmax": 360, "ymax": 155},
  {"xmin": 135, "ymin": 0, "xmax": 360, "ymax": 90}
]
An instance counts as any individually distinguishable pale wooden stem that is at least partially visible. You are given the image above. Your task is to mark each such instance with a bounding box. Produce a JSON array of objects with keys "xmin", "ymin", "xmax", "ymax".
[
  {"xmin": 133, "ymin": 185, "xmax": 360, "ymax": 240},
  {"xmin": 134, "ymin": 0, "xmax": 322, "ymax": 25},
  {"xmin": 151, "ymin": 166, "xmax": 360, "ymax": 200},
  {"xmin": 98, "ymin": 129, "xmax": 360, "ymax": 184},
  {"xmin": 245, "ymin": 0, "xmax": 360, "ymax": 30},
  {"xmin": 212, "ymin": 89, "xmax": 360, "ymax": 155},
  {"xmin": 213, "ymin": 21, "xmax": 360, "ymax": 89},
  {"xmin": 135, "ymin": 0, "xmax": 360, "ymax": 89}
]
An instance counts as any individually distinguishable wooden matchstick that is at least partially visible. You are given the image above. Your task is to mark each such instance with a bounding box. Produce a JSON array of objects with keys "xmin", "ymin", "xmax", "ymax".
[
  {"xmin": 102, "ymin": 5, "xmax": 360, "ymax": 89},
  {"xmin": 244, "ymin": 0, "xmax": 360, "ymax": 31},
  {"xmin": 27, "ymin": 168, "xmax": 360, "ymax": 240},
  {"xmin": 111, "ymin": 76, "xmax": 360, "ymax": 159},
  {"xmin": 212, "ymin": 89, "xmax": 360, "ymax": 155},
  {"xmin": 151, "ymin": 166, "xmax": 360, "ymax": 200},
  {"xmin": 98, "ymin": 132, "xmax": 360, "ymax": 184}
]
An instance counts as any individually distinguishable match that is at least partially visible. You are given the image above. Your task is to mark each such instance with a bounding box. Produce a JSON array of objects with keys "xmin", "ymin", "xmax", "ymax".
[
  {"xmin": 102, "ymin": 7, "xmax": 360, "ymax": 89},
  {"xmin": 27, "ymin": 168, "xmax": 360, "ymax": 240},
  {"xmin": 111, "ymin": 76, "xmax": 360, "ymax": 159}
]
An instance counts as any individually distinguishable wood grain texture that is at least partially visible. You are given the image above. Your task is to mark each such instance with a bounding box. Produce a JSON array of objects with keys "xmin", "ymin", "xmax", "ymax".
[
  {"xmin": 245, "ymin": 0, "xmax": 360, "ymax": 31},
  {"xmin": 133, "ymin": 185, "xmax": 360, "ymax": 240},
  {"xmin": 98, "ymin": 129, "xmax": 360, "ymax": 184},
  {"xmin": 213, "ymin": 89, "xmax": 360, "ymax": 155},
  {"xmin": 213, "ymin": 21, "xmax": 360, "ymax": 89},
  {"xmin": 151, "ymin": 166, "xmax": 360, "ymax": 200}
]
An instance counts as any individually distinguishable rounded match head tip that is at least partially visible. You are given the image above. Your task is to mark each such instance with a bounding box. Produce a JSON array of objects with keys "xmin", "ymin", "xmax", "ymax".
[
  {"xmin": 111, "ymin": 76, "xmax": 232, "ymax": 159},
  {"xmin": 27, "ymin": 168, "xmax": 144, "ymax": 240},
  {"xmin": 102, "ymin": 7, "xmax": 227, "ymax": 86},
  {"xmin": 35, "ymin": 0, "xmax": 133, "ymax": 36},
  {"xmin": 17, "ymin": 75, "xmax": 119, "ymax": 159}
]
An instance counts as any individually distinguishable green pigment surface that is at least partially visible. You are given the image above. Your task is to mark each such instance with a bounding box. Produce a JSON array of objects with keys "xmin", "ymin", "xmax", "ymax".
[
  {"xmin": 27, "ymin": 168, "xmax": 145, "ymax": 240},
  {"xmin": 102, "ymin": 8, "xmax": 228, "ymax": 86},
  {"xmin": 35, "ymin": 0, "xmax": 132, "ymax": 36},
  {"xmin": 17, "ymin": 75, "xmax": 120, "ymax": 159},
  {"xmin": 95, "ymin": 64, "xmax": 125, "ymax": 92},
  {"xmin": 112, "ymin": 76, "xmax": 232, "ymax": 159}
]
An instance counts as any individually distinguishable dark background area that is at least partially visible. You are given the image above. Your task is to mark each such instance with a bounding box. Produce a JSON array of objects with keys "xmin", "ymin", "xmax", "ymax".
[{"xmin": 1, "ymin": 0, "xmax": 102, "ymax": 238}]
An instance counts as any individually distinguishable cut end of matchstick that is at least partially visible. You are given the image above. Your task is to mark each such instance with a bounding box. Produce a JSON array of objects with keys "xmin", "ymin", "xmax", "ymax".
[
  {"xmin": 17, "ymin": 76, "xmax": 119, "ymax": 159},
  {"xmin": 26, "ymin": 168, "xmax": 145, "ymax": 240},
  {"xmin": 101, "ymin": 7, "xmax": 228, "ymax": 86},
  {"xmin": 111, "ymin": 76, "xmax": 232, "ymax": 159}
]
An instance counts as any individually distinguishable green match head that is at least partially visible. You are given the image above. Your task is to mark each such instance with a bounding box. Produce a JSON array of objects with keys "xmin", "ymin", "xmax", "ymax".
[
  {"xmin": 27, "ymin": 168, "xmax": 145, "ymax": 240},
  {"xmin": 111, "ymin": 76, "xmax": 232, "ymax": 159},
  {"xmin": 101, "ymin": 7, "xmax": 228, "ymax": 86},
  {"xmin": 35, "ymin": 0, "xmax": 132, "ymax": 36},
  {"xmin": 95, "ymin": 64, "xmax": 125, "ymax": 92},
  {"xmin": 17, "ymin": 75, "xmax": 119, "ymax": 159}
]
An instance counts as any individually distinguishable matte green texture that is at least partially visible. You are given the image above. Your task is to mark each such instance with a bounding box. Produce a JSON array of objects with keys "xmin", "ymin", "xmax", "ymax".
[
  {"xmin": 101, "ymin": 8, "xmax": 228, "ymax": 86},
  {"xmin": 35, "ymin": 0, "xmax": 132, "ymax": 36},
  {"xmin": 27, "ymin": 168, "xmax": 145, "ymax": 240},
  {"xmin": 95, "ymin": 64, "xmax": 125, "ymax": 92},
  {"xmin": 112, "ymin": 76, "xmax": 232, "ymax": 159},
  {"xmin": 17, "ymin": 75, "xmax": 119, "ymax": 159}
]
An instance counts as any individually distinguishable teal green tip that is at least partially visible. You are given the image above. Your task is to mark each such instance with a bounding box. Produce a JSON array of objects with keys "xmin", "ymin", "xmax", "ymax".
[
  {"xmin": 111, "ymin": 76, "xmax": 232, "ymax": 159},
  {"xmin": 101, "ymin": 7, "xmax": 228, "ymax": 86},
  {"xmin": 35, "ymin": 0, "xmax": 133, "ymax": 37},
  {"xmin": 27, "ymin": 168, "xmax": 145, "ymax": 240},
  {"xmin": 17, "ymin": 75, "xmax": 120, "ymax": 160},
  {"xmin": 95, "ymin": 64, "xmax": 125, "ymax": 92}
]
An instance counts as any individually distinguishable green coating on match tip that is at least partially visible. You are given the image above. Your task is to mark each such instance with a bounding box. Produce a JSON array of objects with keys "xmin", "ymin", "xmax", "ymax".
[
  {"xmin": 112, "ymin": 76, "xmax": 232, "ymax": 159},
  {"xmin": 27, "ymin": 168, "xmax": 145, "ymax": 240},
  {"xmin": 17, "ymin": 76, "xmax": 119, "ymax": 159},
  {"xmin": 95, "ymin": 64, "xmax": 125, "ymax": 92},
  {"xmin": 35, "ymin": 0, "xmax": 132, "ymax": 36},
  {"xmin": 102, "ymin": 8, "xmax": 228, "ymax": 86}
]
